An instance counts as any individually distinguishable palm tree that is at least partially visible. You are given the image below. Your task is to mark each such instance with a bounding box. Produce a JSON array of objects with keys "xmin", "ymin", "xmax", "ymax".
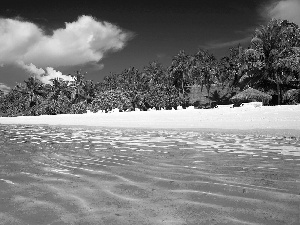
[
  {"xmin": 169, "ymin": 50, "xmax": 192, "ymax": 96},
  {"xmin": 241, "ymin": 19, "xmax": 300, "ymax": 104},
  {"xmin": 143, "ymin": 62, "xmax": 178, "ymax": 109},
  {"xmin": 218, "ymin": 45, "xmax": 245, "ymax": 89},
  {"xmin": 38, "ymin": 77, "xmax": 73, "ymax": 115},
  {"xmin": 191, "ymin": 49, "xmax": 218, "ymax": 105},
  {"xmin": 48, "ymin": 78, "xmax": 70, "ymax": 100},
  {"xmin": 1, "ymin": 84, "xmax": 30, "ymax": 116},
  {"xmin": 22, "ymin": 77, "xmax": 47, "ymax": 109},
  {"xmin": 69, "ymin": 71, "xmax": 93, "ymax": 104},
  {"xmin": 143, "ymin": 62, "xmax": 170, "ymax": 87}
]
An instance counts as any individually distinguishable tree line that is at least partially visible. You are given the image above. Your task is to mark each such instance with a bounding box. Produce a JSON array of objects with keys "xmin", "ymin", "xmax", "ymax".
[{"xmin": 0, "ymin": 19, "xmax": 299, "ymax": 116}]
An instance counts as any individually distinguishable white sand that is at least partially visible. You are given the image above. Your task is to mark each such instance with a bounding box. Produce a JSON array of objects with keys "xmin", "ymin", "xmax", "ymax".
[{"xmin": 1, "ymin": 105, "xmax": 300, "ymax": 133}]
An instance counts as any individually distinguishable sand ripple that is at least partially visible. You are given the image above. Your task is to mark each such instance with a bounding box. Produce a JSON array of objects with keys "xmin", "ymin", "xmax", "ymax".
[{"xmin": 0, "ymin": 125, "xmax": 300, "ymax": 224}]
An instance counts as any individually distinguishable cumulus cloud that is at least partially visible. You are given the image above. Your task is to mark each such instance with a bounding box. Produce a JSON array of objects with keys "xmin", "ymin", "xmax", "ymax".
[
  {"xmin": 266, "ymin": 0, "xmax": 300, "ymax": 25},
  {"xmin": 0, "ymin": 83, "xmax": 11, "ymax": 94},
  {"xmin": 17, "ymin": 61, "xmax": 44, "ymax": 76},
  {"xmin": 42, "ymin": 67, "xmax": 75, "ymax": 84},
  {"xmin": 0, "ymin": 18, "xmax": 42, "ymax": 64},
  {"xmin": 17, "ymin": 61, "xmax": 74, "ymax": 84},
  {"xmin": 0, "ymin": 15, "xmax": 133, "ymax": 67}
]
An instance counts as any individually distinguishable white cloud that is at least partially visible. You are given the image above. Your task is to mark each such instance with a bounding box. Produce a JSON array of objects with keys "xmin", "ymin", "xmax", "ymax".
[
  {"xmin": 42, "ymin": 67, "xmax": 75, "ymax": 84},
  {"xmin": 0, "ymin": 18, "xmax": 42, "ymax": 64},
  {"xmin": 0, "ymin": 15, "xmax": 133, "ymax": 67},
  {"xmin": 17, "ymin": 61, "xmax": 75, "ymax": 84},
  {"xmin": 0, "ymin": 83, "xmax": 11, "ymax": 94},
  {"xmin": 266, "ymin": 0, "xmax": 300, "ymax": 25},
  {"xmin": 17, "ymin": 61, "xmax": 44, "ymax": 76}
]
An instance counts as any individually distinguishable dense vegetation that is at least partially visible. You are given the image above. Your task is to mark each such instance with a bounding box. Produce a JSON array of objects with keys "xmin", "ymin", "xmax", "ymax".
[{"xmin": 0, "ymin": 19, "xmax": 299, "ymax": 117}]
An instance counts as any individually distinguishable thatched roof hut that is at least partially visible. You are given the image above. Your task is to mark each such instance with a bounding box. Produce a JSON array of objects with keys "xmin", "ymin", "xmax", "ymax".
[{"xmin": 230, "ymin": 88, "xmax": 272, "ymax": 105}]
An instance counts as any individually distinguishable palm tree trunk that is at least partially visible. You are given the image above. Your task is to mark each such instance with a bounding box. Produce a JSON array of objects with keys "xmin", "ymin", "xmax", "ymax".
[
  {"xmin": 275, "ymin": 72, "xmax": 281, "ymax": 105},
  {"xmin": 276, "ymin": 82, "xmax": 281, "ymax": 105},
  {"xmin": 182, "ymin": 80, "xmax": 184, "ymax": 96},
  {"xmin": 207, "ymin": 86, "xmax": 211, "ymax": 106}
]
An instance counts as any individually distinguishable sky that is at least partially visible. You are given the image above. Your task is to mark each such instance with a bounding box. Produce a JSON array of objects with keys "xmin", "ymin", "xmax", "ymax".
[{"xmin": 0, "ymin": 0, "xmax": 300, "ymax": 93}]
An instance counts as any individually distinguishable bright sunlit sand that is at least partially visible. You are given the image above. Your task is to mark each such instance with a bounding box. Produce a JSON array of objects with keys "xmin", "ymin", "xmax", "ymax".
[{"xmin": 1, "ymin": 105, "xmax": 300, "ymax": 135}]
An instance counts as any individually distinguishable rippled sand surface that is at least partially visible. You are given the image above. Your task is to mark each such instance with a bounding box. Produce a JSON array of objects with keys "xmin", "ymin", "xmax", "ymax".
[{"xmin": 1, "ymin": 125, "xmax": 300, "ymax": 225}]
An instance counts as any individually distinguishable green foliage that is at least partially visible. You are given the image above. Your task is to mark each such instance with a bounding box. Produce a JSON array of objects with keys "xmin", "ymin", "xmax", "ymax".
[
  {"xmin": 240, "ymin": 19, "xmax": 300, "ymax": 104},
  {"xmin": 169, "ymin": 50, "xmax": 192, "ymax": 95},
  {"xmin": 33, "ymin": 95, "xmax": 72, "ymax": 115},
  {"xmin": 144, "ymin": 84, "xmax": 183, "ymax": 110},
  {"xmin": 69, "ymin": 71, "xmax": 96, "ymax": 104},
  {"xmin": 168, "ymin": 49, "xmax": 220, "ymax": 106},
  {"xmin": 192, "ymin": 49, "xmax": 218, "ymax": 103},
  {"xmin": 97, "ymin": 63, "xmax": 183, "ymax": 111},
  {"xmin": 90, "ymin": 90, "xmax": 132, "ymax": 112},
  {"xmin": 70, "ymin": 101, "xmax": 88, "ymax": 114},
  {"xmin": 283, "ymin": 89, "xmax": 300, "ymax": 105},
  {"xmin": 142, "ymin": 62, "xmax": 183, "ymax": 109},
  {"xmin": 1, "ymin": 18, "xmax": 300, "ymax": 117},
  {"xmin": 0, "ymin": 86, "xmax": 30, "ymax": 116},
  {"xmin": 218, "ymin": 46, "xmax": 245, "ymax": 89},
  {"xmin": 209, "ymin": 87, "xmax": 238, "ymax": 105}
]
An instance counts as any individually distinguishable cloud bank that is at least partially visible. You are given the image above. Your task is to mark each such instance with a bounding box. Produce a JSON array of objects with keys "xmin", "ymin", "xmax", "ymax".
[
  {"xmin": 266, "ymin": 0, "xmax": 300, "ymax": 25},
  {"xmin": 0, "ymin": 15, "xmax": 132, "ymax": 84},
  {"xmin": 0, "ymin": 15, "xmax": 132, "ymax": 67}
]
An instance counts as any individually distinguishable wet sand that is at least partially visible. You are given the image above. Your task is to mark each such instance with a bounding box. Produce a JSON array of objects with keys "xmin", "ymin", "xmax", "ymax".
[{"xmin": 0, "ymin": 125, "xmax": 300, "ymax": 225}]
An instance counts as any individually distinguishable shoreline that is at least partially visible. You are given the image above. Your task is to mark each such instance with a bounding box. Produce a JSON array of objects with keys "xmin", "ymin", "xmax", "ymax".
[
  {"xmin": 1, "ymin": 105, "xmax": 300, "ymax": 137},
  {"xmin": 50, "ymin": 125, "xmax": 300, "ymax": 138}
]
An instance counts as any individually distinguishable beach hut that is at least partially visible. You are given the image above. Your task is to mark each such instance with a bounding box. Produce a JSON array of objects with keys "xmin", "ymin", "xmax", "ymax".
[{"xmin": 230, "ymin": 88, "xmax": 272, "ymax": 106}]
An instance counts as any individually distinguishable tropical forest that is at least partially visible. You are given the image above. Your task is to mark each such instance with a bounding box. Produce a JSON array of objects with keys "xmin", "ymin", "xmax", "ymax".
[{"xmin": 0, "ymin": 19, "xmax": 300, "ymax": 117}]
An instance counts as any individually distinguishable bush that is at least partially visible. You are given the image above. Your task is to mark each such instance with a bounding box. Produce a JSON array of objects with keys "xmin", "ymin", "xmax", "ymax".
[
  {"xmin": 89, "ymin": 87, "xmax": 182, "ymax": 112},
  {"xmin": 283, "ymin": 89, "xmax": 300, "ymax": 105},
  {"xmin": 144, "ymin": 85, "xmax": 183, "ymax": 110},
  {"xmin": 69, "ymin": 101, "xmax": 88, "ymax": 114},
  {"xmin": 90, "ymin": 90, "xmax": 132, "ymax": 112},
  {"xmin": 26, "ymin": 95, "xmax": 72, "ymax": 116}
]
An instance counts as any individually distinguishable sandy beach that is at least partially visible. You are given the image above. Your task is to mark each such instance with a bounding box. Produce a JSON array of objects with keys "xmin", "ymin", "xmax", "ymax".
[
  {"xmin": 1, "ymin": 105, "xmax": 300, "ymax": 136},
  {"xmin": 1, "ymin": 106, "xmax": 300, "ymax": 225}
]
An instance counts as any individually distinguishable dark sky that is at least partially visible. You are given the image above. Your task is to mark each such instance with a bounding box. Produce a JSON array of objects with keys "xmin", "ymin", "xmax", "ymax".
[{"xmin": 1, "ymin": 0, "xmax": 297, "ymax": 92}]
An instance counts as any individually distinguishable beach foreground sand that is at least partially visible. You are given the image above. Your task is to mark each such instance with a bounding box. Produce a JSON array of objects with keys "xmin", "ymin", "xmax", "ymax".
[
  {"xmin": 1, "ymin": 106, "xmax": 300, "ymax": 224},
  {"xmin": 1, "ymin": 105, "xmax": 300, "ymax": 136},
  {"xmin": 1, "ymin": 123, "xmax": 300, "ymax": 225}
]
